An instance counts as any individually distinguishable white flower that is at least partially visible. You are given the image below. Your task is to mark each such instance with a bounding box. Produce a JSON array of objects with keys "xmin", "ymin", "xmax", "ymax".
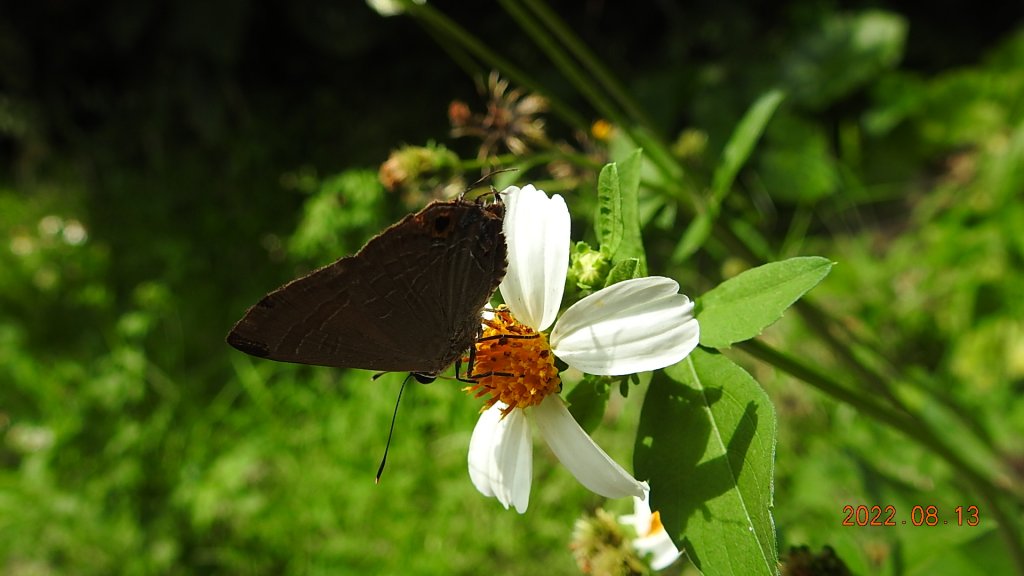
[
  {"xmin": 365, "ymin": 0, "xmax": 425, "ymax": 17},
  {"xmin": 621, "ymin": 492, "xmax": 682, "ymax": 570},
  {"xmin": 466, "ymin": 184, "xmax": 700, "ymax": 513}
]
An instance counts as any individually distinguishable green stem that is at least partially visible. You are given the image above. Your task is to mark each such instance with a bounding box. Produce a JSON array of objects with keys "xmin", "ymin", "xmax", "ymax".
[
  {"xmin": 517, "ymin": 0, "xmax": 660, "ymax": 134},
  {"xmin": 735, "ymin": 340, "xmax": 912, "ymax": 433},
  {"xmin": 737, "ymin": 340, "xmax": 1006, "ymax": 497},
  {"xmin": 974, "ymin": 488, "xmax": 1024, "ymax": 576},
  {"xmin": 794, "ymin": 299, "xmax": 912, "ymax": 414},
  {"xmin": 816, "ymin": 302, "xmax": 1000, "ymax": 451},
  {"xmin": 497, "ymin": 0, "xmax": 625, "ymax": 128},
  {"xmin": 498, "ymin": 0, "xmax": 693, "ymax": 203},
  {"xmin": 737, "ymin": 339, "xmax": 1024, "ymax": 572},
  {"xmin": 458, "ymin": 149, "xmax": 599, "ymax": 172},
  {"xmin": 407, "ymin": 2, "xmax": 589, "ymax": 131}
]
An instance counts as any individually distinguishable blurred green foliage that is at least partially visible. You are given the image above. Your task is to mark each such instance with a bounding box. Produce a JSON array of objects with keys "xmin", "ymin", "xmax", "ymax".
[{"xmin": 1, "ymin": 1, "xmax": 1023, "ymax": 574}]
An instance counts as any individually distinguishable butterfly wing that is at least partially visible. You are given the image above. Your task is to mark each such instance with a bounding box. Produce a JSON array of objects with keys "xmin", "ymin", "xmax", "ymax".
[{"xmin": 226, "ymin": 199, "xmax": 506, "ymax": 376}]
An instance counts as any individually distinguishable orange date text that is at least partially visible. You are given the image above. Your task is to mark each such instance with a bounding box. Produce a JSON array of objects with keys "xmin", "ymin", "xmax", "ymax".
[{"xmin": 841, "ymin": 505, "xmax": 980, "ymax": 527}]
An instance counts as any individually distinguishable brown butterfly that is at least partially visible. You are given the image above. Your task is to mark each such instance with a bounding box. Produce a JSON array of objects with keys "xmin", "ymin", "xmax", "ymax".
[{"xmin": 227, "ymin": 196, "xmax": 507, "ymax": 382}]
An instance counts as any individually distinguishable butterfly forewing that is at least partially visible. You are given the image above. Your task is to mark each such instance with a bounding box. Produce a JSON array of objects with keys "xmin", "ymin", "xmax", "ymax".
[{"xmin": 226, "ymin": 198, "xmax": 506, "ymax": 376}]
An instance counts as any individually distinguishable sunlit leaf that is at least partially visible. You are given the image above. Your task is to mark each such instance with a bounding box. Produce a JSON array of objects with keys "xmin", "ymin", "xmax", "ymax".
[
  {"xmin": 596, "ymin": 150, "xmax": 647, "ymax": 275},
  {"xmin": 697, "ymin": 257, "xmax": 833, "ymax": 348},
  {"xmin": 672, "ymin": 212, "xmax": 712, "ymax": 263},
  {"xmin": 596, "ymin": 163, "xmax": 624, "ymax": 257},
  {"xmin": 635, "ymin": 349, "xmax": 777, "ymax": 575},
  {"xmin": 674, "ymin": 91, "xmax": 784, "ymax": 262},
  {"xmin": 711, "ymin": 89, "xmax": 786, "ymax": 201}
]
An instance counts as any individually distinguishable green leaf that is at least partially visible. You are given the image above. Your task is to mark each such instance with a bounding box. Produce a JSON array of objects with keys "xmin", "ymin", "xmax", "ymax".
[
  {"xmin": 596, "ymin": 163, "xmax": 624, "ymax": 257},
  {"xmin": 697, "ymin": 256, "xmax": 833, "ymax": 348},
  {"xmin": 672, "ymin": 212, "xmax": 712, "ymax": 263},
  {"xmin": 603, "ymin": 258, "xmax": 639, "ymax": 287},
  {"xmin": 565, "ymin": 376, "xmax": 610, "ymax": 434},
  {"xmin": 595, "ymin": 150, "xmax": 647, "ymax": 274},
  {"xmin": 674, "ymin": 91, "xmax": 784, "ymax": 263},
  {"xmin": 635, "ymin": 349, "xmax": 778, "ymax": 575},
  {"xmin": 711, "ymin": 89, "xmax": 785, "ymax": 201}
]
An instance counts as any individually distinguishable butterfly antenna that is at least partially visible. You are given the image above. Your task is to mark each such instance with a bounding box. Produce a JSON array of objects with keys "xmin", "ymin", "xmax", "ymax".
[
  {"xmin": 376, "ymin": 373, "xmax": 413, "ymax": 484},
  {"xmin": 462, "ymin": 168, "xmax": 519, "ymax": 200}
]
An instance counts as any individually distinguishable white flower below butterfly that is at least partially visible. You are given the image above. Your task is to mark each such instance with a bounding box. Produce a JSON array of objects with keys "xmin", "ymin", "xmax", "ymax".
[{"xmin": 464, "ymin": 184, "xmax": 700, "ymax": 513}]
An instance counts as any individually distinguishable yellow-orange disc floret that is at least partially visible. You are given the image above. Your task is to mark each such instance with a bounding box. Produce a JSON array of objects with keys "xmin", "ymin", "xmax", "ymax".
[
  {"xmin": 463, "ymin": 307, "xmax": 561, "ymax": 416},
  {"xmin": 647, "ymin": 510, "xmax": 665, "ymax": 536}
]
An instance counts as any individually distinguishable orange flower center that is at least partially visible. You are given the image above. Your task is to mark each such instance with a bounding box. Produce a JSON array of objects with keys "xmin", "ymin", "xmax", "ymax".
[
  {"xmin": 463, "ymin": 307, "xmax": 561, "ymax": 415},
  {"xmin": 647, "ymin": 510, "xmax": 665, "ymax": 536}
]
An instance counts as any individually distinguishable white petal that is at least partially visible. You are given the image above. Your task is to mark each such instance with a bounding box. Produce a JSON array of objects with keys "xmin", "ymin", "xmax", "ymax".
[
  {"xmin": 531, "ymin": 394, "xmax": 647, "ymax": 499},
  {"xmin": 468, "ymin": 403, "xmax": 532, "ymax": 513},
  {"xmin": 498, "ymin": 185, "xmax": 570, "ymax": 331},
  {"xmin": 623, "ymin": 493, "xmax": 682, "ymax": 570},
  {"xmin": 549, "ymin": 277, "xmax": 699, "ymax": 375},
  {"xmin": 636, "ymin": 531, "xmax": 683, "ymax": 570},
  {"xmin": 620, "ymin": 493, "xmax": 654, "ymax": 534}
]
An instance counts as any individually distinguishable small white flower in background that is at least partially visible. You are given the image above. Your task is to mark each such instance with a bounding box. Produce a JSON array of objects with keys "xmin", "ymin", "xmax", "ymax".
[
  {"xmin": 621, "ymin": 492, "xmax": 682, "ymax": 570},
  {"xmin": 365, "ymin": 0, "xmax": 425, "ymax": 17},
  {"xmin": 466, "ymin": 184, "xmax": 700, "ymax": 513}
]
